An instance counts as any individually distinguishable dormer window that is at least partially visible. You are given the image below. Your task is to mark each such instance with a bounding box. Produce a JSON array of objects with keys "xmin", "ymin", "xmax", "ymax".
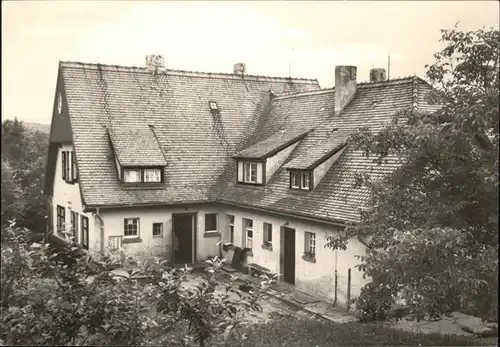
[
  {"xmin": 244, "ymin": 162, "xmax": 257, "ymax": 183},
  {"xmin": 123, "ymin": 167, "xmax": 163, "ymax": 183},
  {"xmin": 208, "ymin": 101, "xmax": 218, "ymax": 112},
  {"xmin": 290, "ymin": 171, "xmax": 311, "ymax": 191},
  {"xmin": 237, "ymin": 160, "xmax": 263, "ymax": 185}
]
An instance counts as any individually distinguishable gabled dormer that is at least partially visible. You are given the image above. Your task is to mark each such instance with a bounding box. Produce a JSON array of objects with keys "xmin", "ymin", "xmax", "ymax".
[
  {"xmin": 107, "ymin": 124, "xmax": 167, "ymax": 186},
  {"xmin": 233, "ymin": 128, "xmax": 310, "ymax": 185},
  {"xmin": 285, "ymin": 129, "xmax": 348, "ymax": 190}
]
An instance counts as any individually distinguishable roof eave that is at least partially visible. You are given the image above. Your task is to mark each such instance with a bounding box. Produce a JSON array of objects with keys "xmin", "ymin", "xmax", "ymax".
[{"xmin": 219, "ymin": 199, "xmax": 350, "ymax": 227}]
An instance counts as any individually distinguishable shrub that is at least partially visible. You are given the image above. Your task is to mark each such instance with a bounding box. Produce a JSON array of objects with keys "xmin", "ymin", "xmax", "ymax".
[{"xmin": 355, "ymin": 282, "xmax": 395, "ymax": 322}]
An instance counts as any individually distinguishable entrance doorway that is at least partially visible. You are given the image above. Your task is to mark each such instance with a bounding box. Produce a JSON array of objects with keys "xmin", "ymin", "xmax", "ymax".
[
  {"xmin": 172, "ymin": 213, "xmax": 196, "ymax": 264},
  {"xmin": 282, "ymin": 227, "xmax": 296, "ymax": 285}
]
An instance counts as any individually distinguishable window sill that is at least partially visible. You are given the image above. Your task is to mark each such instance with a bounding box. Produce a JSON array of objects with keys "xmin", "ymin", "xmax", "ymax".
[
  {"xmin": 123, "ymin": 237, "xmax": 142, "ymax": 244},
  {"xmin": 203, "ymin": 232, "xmax": 221, "ymax": 238},
  {"xmin": 302, "ymin": 254, "xmax": 316, "ymax": 263},
  {"xmin": 153, "ymin": 234, "xmax": 163, "ymax": 238},
  {"xmin": 261, "ymin": 244, "xmax": 273, "ymax": 251}
]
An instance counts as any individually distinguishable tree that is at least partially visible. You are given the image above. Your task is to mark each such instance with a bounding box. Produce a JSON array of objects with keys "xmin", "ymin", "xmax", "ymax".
[
  {"xmin": 1, "ymin": 118, "xmax": 49, "ymax": 233},
  {"xmin": 1, "ymin": 161, "xmax": 24, "ymax": 230},
  {"xmin": 326, "ymin": 26, "xmax": 499, "ymax": 321}
]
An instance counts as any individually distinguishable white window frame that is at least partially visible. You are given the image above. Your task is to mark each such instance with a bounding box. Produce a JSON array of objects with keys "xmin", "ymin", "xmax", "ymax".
[
  {"xmin": 291, "ymin": 171, "xmax": 311, "ymax": 190},
  {"xmin": 144, "ymin": 168, "xmax": 161, "ymax": 182},
  {"xmin": 123, "ymin": 168, "xmax": 163, "ymax": 183},
  {"xmin": 243, "ymin": 162, "xmax": 258, "ymax": 183},
  {"xmin": 291, "ymin": 171, "xmax": 300, "ymax": 188},
  {"xmin": 244, "ymin": 218, "xmax": 253, "ymax": 250},
  {"xmin": 304, "ymin": 231, "xmax": 316, "ymax": 256},
  {"xmin": 205, "ymin": 213, "xmax": 218, "ymax": 233},
  {"xmin": 227, "ymin": 214, "xmax": 234, "ymax": 243},
  {"xmin": 263, "ymin": 222, "xmax": 272, "ymax": 248},
  {"xmin": 301, "ymin": 172, "xmax": 310, "ymax": 190},
  {"xmin": 124, "ymin": 218, "xmax": 140, "ymax": 238},
  {"xmin": 123, "ymin": 169, "xmax": 142, "ymax": 183},
  {"xmin": 152, "ymin": 222, "xmax": 163, "ymax": 237}
]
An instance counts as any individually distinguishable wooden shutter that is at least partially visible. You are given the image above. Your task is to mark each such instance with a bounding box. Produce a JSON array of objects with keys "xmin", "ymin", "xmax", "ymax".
[
  {"xmin": 256, "ymin": 162, "xmax": 263, "ymax": 184},
  {"xmin": 62, "ymin": 151, "xmax": 66, "ymax": 180},
  {"xmin": 71, "ymin": 151, "xmax": 77, "ymax": 182},
  {"xmin": 65, "ymin": 152, "xmax": 70, "ymax": 182},
  {"xmin": 237, "ymin": 161, "xmax": 244, "ymax": 182}
]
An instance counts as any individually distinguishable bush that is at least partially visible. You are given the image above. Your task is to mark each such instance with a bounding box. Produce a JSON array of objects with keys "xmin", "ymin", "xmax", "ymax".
[
  {"xmin": 355, "ymin": 282, "xmax": 395, "ymax": 322},
  {"xmin": 0, "ymin": 224, "xmax": 273, "ymax": 346}
]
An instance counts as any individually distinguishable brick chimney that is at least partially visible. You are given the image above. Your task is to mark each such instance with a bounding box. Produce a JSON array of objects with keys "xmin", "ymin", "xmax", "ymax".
[
  {"xmin": 335, "ymin": 66, "xmax": 357, "ymax": 115},
  {"xmin": 370, "ymin": 68, "xmax": 387, "ymax": 82}
]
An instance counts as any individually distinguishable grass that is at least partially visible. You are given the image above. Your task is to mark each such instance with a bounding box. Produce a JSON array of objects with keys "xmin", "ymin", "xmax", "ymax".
[{"xmin": 227, "ymin": 314, "xmax": 497, "ymax": 347}]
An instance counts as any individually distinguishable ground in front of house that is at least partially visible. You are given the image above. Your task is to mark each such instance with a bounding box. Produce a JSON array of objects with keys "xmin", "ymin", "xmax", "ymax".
[{"xmin": 111, "ymin": 267, "xmax": 497, "ymax": 346}]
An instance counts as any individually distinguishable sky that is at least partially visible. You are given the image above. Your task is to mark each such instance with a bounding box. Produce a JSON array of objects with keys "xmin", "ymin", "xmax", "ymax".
[{"xmin": 2, "ymin": 1, "xmax": 499, "ymax": 124}]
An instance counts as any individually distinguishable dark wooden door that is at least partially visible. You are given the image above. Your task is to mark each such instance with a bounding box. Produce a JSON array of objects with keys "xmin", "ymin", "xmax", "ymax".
[
  {"xmin": 283, "ymin": 227, "xmax": 296, "ymax": 285},
  {"xmin": 173, "ymin": 214, "xmax": 193, "ymax": 264}
]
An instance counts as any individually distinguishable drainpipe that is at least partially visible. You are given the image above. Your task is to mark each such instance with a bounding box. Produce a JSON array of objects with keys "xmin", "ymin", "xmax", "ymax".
[
  {"xmin": 95, "ymin": 207, "xmax": 105, "ymax": 255},
  {"xmin": 333, "ymin": 249, "xmax": 338, "ymax": 306}
]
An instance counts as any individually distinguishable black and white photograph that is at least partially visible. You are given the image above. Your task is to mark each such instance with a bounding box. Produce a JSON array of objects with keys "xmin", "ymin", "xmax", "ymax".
[{"xmin": 1, "ymin": 1, "xmax": 499, "ymax": 346}]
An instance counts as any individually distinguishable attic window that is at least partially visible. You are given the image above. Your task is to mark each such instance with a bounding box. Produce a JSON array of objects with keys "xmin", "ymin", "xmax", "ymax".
[
  {"xmin": 123, "ymin": 167, "xmax": 163, "ymax": 183},
  {"xmin": 237, "ymin": 160, "xmax": 263, "ymax": 185},
  {"xmin": 290, "ymin": 171, "xmax": 312, "ymax": 191},
  {"xmin": 208, "ymin": 101, "xmax": 218, "ymax": 111}
]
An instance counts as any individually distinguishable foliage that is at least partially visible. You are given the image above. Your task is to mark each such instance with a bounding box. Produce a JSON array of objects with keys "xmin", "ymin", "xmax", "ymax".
[
  {"xmin": 326, "ymin": 26, "xmax": 499, "ymax": 321},
  {"xmin": 1, "ymin": 118, "xmax": 49, "ymax": 234},
  {"xmin": 227, "ymin": 314, "xmax": 494, "ymax": 347},
  {"xmin": 0, "ymin": 224, "xmax": 272, "ymax": 346},
  {"xmin": 354, "ymin": 282, "xmax": 395, "ymax": 323}
]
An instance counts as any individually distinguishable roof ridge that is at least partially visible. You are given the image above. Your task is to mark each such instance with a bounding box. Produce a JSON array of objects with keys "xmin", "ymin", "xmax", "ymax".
[
  {"xmin": 356, "ymin": 75, "xmax": 417, "ymax": 89},
  {"xmin": 272, "ymin": 76, "xmax": 422, "ymax": 100},
  {"xmin": 273, "ymin": 87, "xmax": 335, "ymax": 99},
  {"xmin": 59, "ymin": 60, "xmax": 319, "ymax": 84}
]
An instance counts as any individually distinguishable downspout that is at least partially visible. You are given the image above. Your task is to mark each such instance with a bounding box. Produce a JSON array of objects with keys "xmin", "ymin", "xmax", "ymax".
[
  {"xmin": 95, "ymin": 207, "xmax": 105, "ymax": 254},
  {"xmin": 333, "ymin": 249, "xmax": 338, "ymax": 306}
]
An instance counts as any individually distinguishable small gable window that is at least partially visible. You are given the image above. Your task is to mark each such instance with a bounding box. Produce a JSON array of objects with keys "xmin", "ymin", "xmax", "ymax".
[
  {"xmin": 208, "ymin": 101, "xmax": 218, "ymax": 111},
  {"xmin": 122, "ymin": 168, "xmax": 163, "ymax": 183},
  {"xmin": 290, "ymin": 171, "xmax": 312, "ymax": 191}
]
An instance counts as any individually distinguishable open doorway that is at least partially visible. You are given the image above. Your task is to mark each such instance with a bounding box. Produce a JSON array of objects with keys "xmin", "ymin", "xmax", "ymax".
[
  {"xmin": 281, "ymin": 226, "xmax": 296, "ymax": 285},
  {"xmin": 172, "ymin": 213, "xmax": 196, "ymax": 265}
]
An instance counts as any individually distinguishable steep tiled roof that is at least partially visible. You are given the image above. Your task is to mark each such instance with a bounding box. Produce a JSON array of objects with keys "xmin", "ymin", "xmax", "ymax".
[
  {"xmin": 219, "ymin": 77, "xmax": 436, "ymax": 222},
  {"xmin": 233, "ymin": 127, "xmax": 311, "ymax": 159},
  {"xmin": 108, "ymin": 124, "xmax": 166, "ymax": 167},
  {"xmin": 58, "ymin": 61, "xmax": 320, "ymax": 207},
  {"xmin": 285, "ymin": 130, "xmax": 348, "ymax": 169},
  {"xmin": 51, "ymin": 59, "xmax": 438, "ymax": 224}
]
